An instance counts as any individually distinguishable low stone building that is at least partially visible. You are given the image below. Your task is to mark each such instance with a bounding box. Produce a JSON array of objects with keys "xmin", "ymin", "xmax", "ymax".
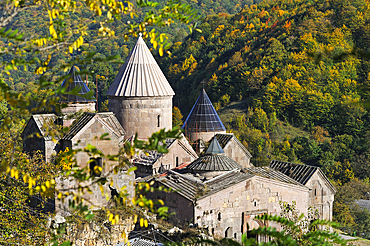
[
  {"xmin": 134, "ymin": 136, "xmax": 198, "ymax": 177},
  {"xmin": 142, "ymin": 138, "xmax": 310, "ymax": 241},
  {"xmin": 269, "ymin": 160, "xmax": 336, "ymax": 221},
  {"xmin": 211, "ymin": 133, "xmax": 253, "ymax": 168},
  {"xmin": 21, "ymin": 114, "xmax": 60, "ymax": 162}
]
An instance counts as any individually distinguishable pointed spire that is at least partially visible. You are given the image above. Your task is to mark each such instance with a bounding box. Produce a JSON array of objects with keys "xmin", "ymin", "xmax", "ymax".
[
  {"xmin": 206, "ymin": 137, "xmax": 224, "ymax": 155},
  {"xmin": 60, "ymin": 65, "xmax": 95, "ymax": 103},
  {"xmin": 107, "ymin": 35, "xmax": 175, "ymax": 97},
  {"xmin": 182, "ymin": 89, "xmax": 226, "ymax": 133}
]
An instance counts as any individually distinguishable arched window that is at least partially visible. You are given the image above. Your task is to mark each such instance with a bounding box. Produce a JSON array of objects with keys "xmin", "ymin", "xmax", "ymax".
[
  {"xmin": 176, "ymin": 157, "xmax": 179, "ymax": 167},
  {"xmin": 218, "ymin": 212, "xmax": 221, "ymax": 221},
  {"xmin": 157, "ymin": 115, "xmax": 161, "ymax": 127}
]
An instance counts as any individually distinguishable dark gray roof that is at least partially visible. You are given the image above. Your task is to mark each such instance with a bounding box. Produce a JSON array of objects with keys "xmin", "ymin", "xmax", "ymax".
[
  {"xmin": 154, "ymin": 167, "xmax": 306, "ymax": 201},
  {"xmin": 202, "ymin": 170, "xmax": 254, "ymax": 198},
  {"xmin": 269, "ymin": 160, "xmax": 318, "ymax": 185},
  {"xmin": 62, "ymin": 112, "xmax": 95, "ymax": 140},
  {"xmin": 187, "ymin": 154, "xmax": 242, "ymax": 171},
  {"xmin": 22, "ymin": 114, "xmax": 59, "ymax": 141},
  {"xmin": 269, "ymin": 160, "xmax": 336, "ymax": 193},
  {"xmin": 243, "ymin": 167, "xmax": 306, "ymax": 187},
  {"xmin": 213, "ymin": 133, "xmax": 252, "ymax": 158},
  {"xmin": 182, "ymin": 89, "xmax": 226, "ymax": 133},
  {"xmin": 356, "ymin": 199, "xmax": 370, "ymax": 212},
  {"xmin": 206, "ymin": 137, "xmax": 224, "ymax": 154},
  {"xmin": 60, "ymin": 65, "xmax": 95, "ymax": 103},
  {"xmin": 156, "ymin": 172, "xmax": 202, "ymax": 201},
  {"xmin": 134, "ymin": 138, "xmax": 177, "ymax": 166},
  {"xmin": 98, "ymin": 112, "xmax": 126, "ymax": 137},
  {"xmin": 116, "ymin": 237, "xmax": 164, "ymax": 246},
  {"xmin": 62, "ymin": 112, "xmax": 125, "ymax": 141}
]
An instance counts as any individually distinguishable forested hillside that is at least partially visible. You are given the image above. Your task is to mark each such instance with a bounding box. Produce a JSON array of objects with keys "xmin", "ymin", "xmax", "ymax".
[
  {"xmin": 2, "ymin": 0, "xmax": 263, "ymax": 107},
  {"xmin": 160, "ymin": 0, "xmax": 370, "ymax": 236},
  {"xmin": 3, "ymin": 0, "xmax": 370, "ymax": 238}
]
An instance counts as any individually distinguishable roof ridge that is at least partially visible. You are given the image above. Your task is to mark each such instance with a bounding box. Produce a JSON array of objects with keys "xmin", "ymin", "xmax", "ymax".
[
  {"xmin": 107, "ymin": 36, "xmax": 175, "ymax": 97},
  {"xmin": 182, "ymin": 89, "xmax": 226, "ymax": 133}
]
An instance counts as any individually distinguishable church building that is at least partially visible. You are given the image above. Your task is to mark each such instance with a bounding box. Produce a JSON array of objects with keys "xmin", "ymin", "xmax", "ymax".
[{"xmin": 21, "ymin": 35, "xmax": 336, "ymax": 238}]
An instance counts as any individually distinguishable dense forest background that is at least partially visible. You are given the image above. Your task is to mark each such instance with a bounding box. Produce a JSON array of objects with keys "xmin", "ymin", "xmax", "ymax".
[{"xmin": 3, "ymin": 0, "xmax": 370, "ymax": 239}]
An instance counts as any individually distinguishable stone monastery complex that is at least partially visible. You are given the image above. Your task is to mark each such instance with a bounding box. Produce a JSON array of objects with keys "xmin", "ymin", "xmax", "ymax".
[{"xmin": 22, "ymin": 35, "xmax": 336, "ymax": 241}]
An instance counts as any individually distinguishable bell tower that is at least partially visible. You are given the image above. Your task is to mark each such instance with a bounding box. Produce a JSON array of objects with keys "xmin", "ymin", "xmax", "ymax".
[{"xmin": 107, "ymin": 34, "xmax": 175, "ymax": 139}]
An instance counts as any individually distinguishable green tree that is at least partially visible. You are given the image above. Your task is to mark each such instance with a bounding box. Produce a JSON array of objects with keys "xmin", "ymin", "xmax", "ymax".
[{"xmin": 172, "ymin": 106, "xmax": 183, "ymax": 128}]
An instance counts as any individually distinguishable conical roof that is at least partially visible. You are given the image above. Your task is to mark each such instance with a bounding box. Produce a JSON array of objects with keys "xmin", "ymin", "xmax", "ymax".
[
  {"xmin": 187, "ymin": 154, "xmax": 242, "ymax": 171},
  {"xmin": 182, "ymin": 89, "xmax": 226, "ymax": 132},
  {"xmin": 206, "ymin": 137, "xmax": 224, "ymax": 154},
  {"xmin": 107, "ymin": 35, "xmax": 175, "ymax": 97},
  {"xmin": 60, "ymin": 65, "xmax": 95, "ymax": 103}
]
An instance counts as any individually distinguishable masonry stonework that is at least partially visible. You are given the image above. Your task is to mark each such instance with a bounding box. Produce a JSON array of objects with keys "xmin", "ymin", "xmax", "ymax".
[
  {"xmin": 108, "ymin": 96, "xmax": 172, "ymax": 139},
  {"xmin": 195, "ymin": 176, "xmax": 309, "ymax": 241}
]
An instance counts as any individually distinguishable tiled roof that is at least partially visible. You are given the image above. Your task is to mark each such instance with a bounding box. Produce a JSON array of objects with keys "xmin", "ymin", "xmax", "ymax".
[
  {"xmin": 356, "ymin": 199, "xmax": 370, "ymax": 212},
  {"xmin": 156, "ymin": 172, "xmax": 202, "ymax": 201},
  {"xmin": 269, "ymin": 160, "xmax": 336, "ymax": 193},
  {"xmin": 214, "ymin": 133, "xmax": 233, "ymax": 148},
  {"xmin": 213, "ymin": 133, "xmax": 252, "ymax": 158},
  {"xmin": 182, "ymin": 89, "xmax": 226, "ymax": 133},
  {"xmin": 98, "ymin": 112, "xmax": 126, "ymax": 137},
  {"xmin": 202, "ymin": 170, "xmax": 254, "ymax": 198},
  {"xmin": 243, "ymin": 167, "xmax": 306, "ymax": 187},
  {"xmin": 116, "ymin": 237, "xmax": 164, "ymax": 246},
  {"xmin": 62, "ymin": 112, "xmax": 125, "ymax": 141},
  {"xmin": 187, "ymin": 154, "xmax": 242, "ymax": 171},
  {"xmin": 269, "ymin": 160, "xmax": 318, "ymax": 185},
  {"xmin": 23, "ymin": 114, "xmax": 59, "ymax": 140},
  {"xmin": 60, "ymin": 65, "xmax": 95, "ymax": 103},
  {"xmin": 134, "ymin": 138, "xmax": 177, "ymax": 166},
  {"xmin": 149, "ymin": 166, "xmax": 309, "ymax": 201},
  {"xmin": 107, "ymin": 35, "xmax": 175, "ymax": 97},
  {"xmin": 62, "ymin": 112, "xmax": 95, "ymax": 140}
]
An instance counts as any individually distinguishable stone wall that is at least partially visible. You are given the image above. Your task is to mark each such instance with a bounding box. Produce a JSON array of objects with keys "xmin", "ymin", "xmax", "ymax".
[
  {"xmin": 223, "ymin": 139, "xmax": 251, "ymax": 168},
  {"xmin": 61, "ymin": 102, "xmax": 96, "ymax": 114},
  {"xmin": 152, "ymin": 140, "xmax": 197, "ymax": 174},
  {"xmin": 145, "ymin": 185, "xmax": 194, "ymax": 226},
  {"xmin": 195, "ymin": 176, "xmax": 309, "ymax": 241},
  {"xmin": 22, "ymin": 118, "xmax": 57, "ymax": 162},
  {"xmin": 108, "ymin": 96, "xmax": 173, "ymax": 139},
  {"xmin": 305, "ymin": 170, "xmax": 335, "ymax": 221},
  {"xmin": 64, "ymin": 217, "xmax": 135, "ymax": 246},
  {"xmin": 58, "ymin": 119, "xmax": 134, "ymax": 211},
  {"xmin": 186, "ymin": 131, "xmax": 226, "ymax": 142}
]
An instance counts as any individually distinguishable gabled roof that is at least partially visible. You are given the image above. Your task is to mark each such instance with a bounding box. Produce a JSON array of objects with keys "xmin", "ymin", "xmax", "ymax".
[
  {"xmin": 62, "ymin": 112, "xmax": 125, "ymax": 141},
  {"xmin": 269, "ymin": 160, "xmax": 336, "ymax": 193},
  {"xmin": 60, "ymin": 65, "xmax": 95, "ymax": 103},
  {"xmin": 134, "ymin": 137, "xmax": 198, "ymax": 167},
  {"xmin": 187, "ymin": 153, "xmax": 242, "ymax": 171},
  {"xmin": 116, "ymin": 237, "xmax": 164, "ymax": 246},
  {"xmin": 205, "ymin": 137, "xmax": 224, "ymax": 154},
  {"xmin": 107, "ymin": 35, "xmax": 175, "ymax": 97},
  {"xmin": 155, "ymin": 172, "xmax": 203, "ymax": 201},
  {"xmin": 134, "ymin": 138, "xmax": 176, "ymax": 166},
  {"xmin": 202, "ymin": 170, "xmax": 254, "ymax": 198},
  {"xmin": 211, "ymin": 133, "xmax": 252, "ymax": 158},
  {"xmin": 21, "ymin": 114, "xmax": 59, "ymax": 141},
  {"xmin": 182, "ymin": 89, "xmax": 226, "ymax": 133},
  {"xmin": 151, "ymin": 166, "xmax": 308, "ymax": 201},
  {"xmin": 243, "ymin": 167, "xmax": 306, "ymax": 187},
  {"xmin": 269, "ymin": 160, "xmax": 318, "ymax": 185}
]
